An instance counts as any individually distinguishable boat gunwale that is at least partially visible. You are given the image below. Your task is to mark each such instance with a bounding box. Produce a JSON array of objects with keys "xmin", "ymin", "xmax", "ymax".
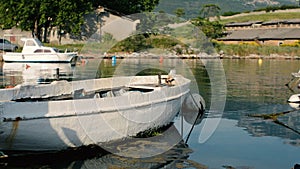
[
  {"xmin": 0, "ymin": 75, "xmax": 190, "ymax": 101},
  {"xmin": 2, "ymin": 89, "xmax": 189, "ymax": 122},
  {"xmin": 1, "ymin": 75, "xmax": 191, "ymax": 121}
]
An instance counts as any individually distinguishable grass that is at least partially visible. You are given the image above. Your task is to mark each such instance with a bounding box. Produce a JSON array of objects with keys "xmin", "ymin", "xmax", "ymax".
[
  {"xmin": 216, "ymin": 42, "xmax": 300, "ymax": 57},
  {"xmin": 220, "ymin": 12, "xmax": 300, "ymax": 24}
]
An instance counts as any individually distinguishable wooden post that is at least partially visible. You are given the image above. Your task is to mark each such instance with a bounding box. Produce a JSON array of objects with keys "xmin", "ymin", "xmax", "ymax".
[
  {"xmin": 56, "ymin": 68, "xmax": 60, "ymax": 80},
  {"xmin": 158, "ymin": 73, "xmax": 161, "ymax": 86}
]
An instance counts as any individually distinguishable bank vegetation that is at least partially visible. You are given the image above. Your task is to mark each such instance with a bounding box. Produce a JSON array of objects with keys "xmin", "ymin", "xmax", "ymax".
[{"xmin": 215, "ymin": 42, "xmax": 300, "ymax": 58}]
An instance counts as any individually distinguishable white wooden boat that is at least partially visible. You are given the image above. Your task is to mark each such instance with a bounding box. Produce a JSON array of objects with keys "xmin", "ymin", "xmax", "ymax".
[
  {"xmin": 0, "ymin": 73, "xmax": 192, "ymax": 151},
  {"xmin": 3, "ymin": 38, "xmax": 78, "ymax": 65}
]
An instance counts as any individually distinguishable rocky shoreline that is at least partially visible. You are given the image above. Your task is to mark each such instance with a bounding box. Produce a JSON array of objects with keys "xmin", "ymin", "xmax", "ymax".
[
  {"xmin": 220, "ymin": 54, "xmax": 300, "ymax": 60},
  {"xmin": 98, "ymin": 52, "xmax": 300, "ymax": 60},
  {"xmin": 1, "ymin": 52, "xmax": 300, "ymax": 62}
]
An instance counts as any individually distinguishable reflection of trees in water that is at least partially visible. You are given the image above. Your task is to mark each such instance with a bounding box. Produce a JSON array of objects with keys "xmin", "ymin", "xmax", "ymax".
[
  {"xmin": 221, "ymin": 99, "xmax": 300, "ymax": 146},
  {"xmin": 217, "ymin": 59, "xmax": 300, "ymax": 146},
  {"xmin": 248, "ymin": 109, "xmax": 300, "ymax": 134},
  {"xmin": 237, "ymin": 107, "xmax": 300, "ymax": 146},
  {"xmin": 183, "ymin": 59, "xmax": 211, "ymax": 111},
  {"xmin": 223, "ymin": 59, "xmax": 300, "ymax": 104}
]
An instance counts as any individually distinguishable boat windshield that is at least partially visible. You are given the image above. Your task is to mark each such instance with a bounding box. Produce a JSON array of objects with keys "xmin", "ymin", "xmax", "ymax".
[
  {"xmin": 53, "ymin": 48, "xmax": 59, "ymax": 52},
  {"xmin": 34, "ymin": 38, "xmax": 44, "ymax": 46}
]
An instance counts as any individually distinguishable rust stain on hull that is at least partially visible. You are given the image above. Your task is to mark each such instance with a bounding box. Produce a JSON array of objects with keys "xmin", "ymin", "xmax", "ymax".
[{"xmin": 5, "ymin": 118, "xmax": 20, "ymax": 149}]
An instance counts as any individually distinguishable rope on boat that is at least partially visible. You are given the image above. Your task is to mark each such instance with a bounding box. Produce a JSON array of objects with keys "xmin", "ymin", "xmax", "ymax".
[{"xmin": 185, "ymin": 92, "xmax": 205, "ymax": 144}]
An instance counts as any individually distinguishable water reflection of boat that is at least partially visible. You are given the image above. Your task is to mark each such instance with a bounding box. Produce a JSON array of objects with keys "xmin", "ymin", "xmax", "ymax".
[
  {"xmin": 289, "ymin": 102, "xmax": 300, "ymax": 109},
  {"xmin": 0, "ymin": 72, "xmax": 196, "ymax": 152},
  {"xmin": 0, "ymin": 125, "xmax": 205, "ymax": 168},
  {"xmin": 2, "ymin": 62, "xmax": 74, "ymax": 84}
]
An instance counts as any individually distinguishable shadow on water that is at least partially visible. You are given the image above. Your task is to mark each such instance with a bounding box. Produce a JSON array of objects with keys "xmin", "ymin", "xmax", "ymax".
[
  {"xmin": 0, "ymin": 128, "xmax": 206, "ymax": 169},
  {"xmin": 0, "ymin": 145, "xmax": 108, "ymax": 168}
]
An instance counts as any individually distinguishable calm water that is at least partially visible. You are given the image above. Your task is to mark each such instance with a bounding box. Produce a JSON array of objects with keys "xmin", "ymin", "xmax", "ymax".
[{"xmin": 0, "ymin": 58, "xmax": 300, "ymax": 169}]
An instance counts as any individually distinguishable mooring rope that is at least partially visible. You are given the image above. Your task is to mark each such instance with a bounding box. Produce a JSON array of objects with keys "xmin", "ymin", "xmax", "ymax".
[{"xmin": 185, "ymin": 92, "xmax": 205, "ymax": 144}]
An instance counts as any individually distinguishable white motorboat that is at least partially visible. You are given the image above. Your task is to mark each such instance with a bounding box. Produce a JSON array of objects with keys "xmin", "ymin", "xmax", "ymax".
[
  {"xmin": 3, "ymin": 38, "xmax": 78, "ymax": 65},
  {"xmin": 0, "ymin": 73, "xmax": 194, "ymax": 151}
]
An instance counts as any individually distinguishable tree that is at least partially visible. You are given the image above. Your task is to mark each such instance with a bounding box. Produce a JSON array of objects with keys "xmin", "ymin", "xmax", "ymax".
[
  {"xmin": 199, "ymin": 4, "xmax": 220, "ymax": 19},
  {"xmin": 0, "ymin": 0, "xmax": 42, "ymax": 38},
  {"xmin": 91, "ymin": 0, "xmax": 160, "ymax": 15},
  {"xmin": 191, "ymin": 17, "xmax": 224, "ymax": 39},
  {"xmin": 0, "ymin": 0, "xmax": 92, "ymax": 43},
  {"xmin": 191, "ymin": 4, "xmax": 223, "ymax": 39},
  {"xmin": 174, "ymin": 8, "xmax": 185, "ymax": 18},
  {"xmin": 55, "ymin": 0, "xmax": 92, "ymax": 43}
]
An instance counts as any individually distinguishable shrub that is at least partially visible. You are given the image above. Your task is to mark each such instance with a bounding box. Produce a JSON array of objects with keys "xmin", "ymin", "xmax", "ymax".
[{"xmin": 216, "ymin": 42, "xmax": 300, "ymax": 56}]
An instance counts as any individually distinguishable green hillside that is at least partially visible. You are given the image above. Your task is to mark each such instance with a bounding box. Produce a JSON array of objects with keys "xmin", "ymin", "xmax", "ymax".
[{"xmin": 154, "ymin": 0, "xmax": 296, "ymax": 18}]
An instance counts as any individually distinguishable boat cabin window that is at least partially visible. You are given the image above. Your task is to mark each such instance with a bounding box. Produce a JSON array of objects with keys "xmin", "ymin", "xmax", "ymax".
[
  {"xmin": 34, "ymin": 49, "xmax": 42, "ymax": 53},
  {"xmin": 34, "ymin": 49, "xmax": 52, "ymax": 53},
  {"xmin": 26, "ymin": 40, "xmax": 36, "ymax": 46}
]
